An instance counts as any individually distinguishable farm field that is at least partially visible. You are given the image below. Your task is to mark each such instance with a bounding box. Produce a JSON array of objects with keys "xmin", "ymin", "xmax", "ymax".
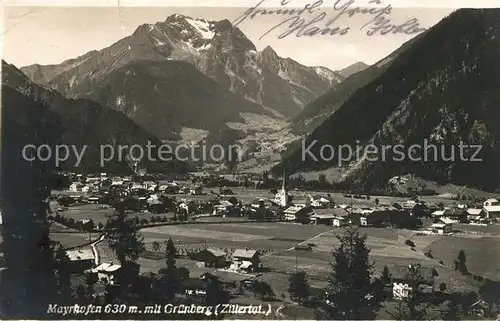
[
  {"xmin": 424, "ymin": 235, "xmax": 500, "ymax": 281},
  {"xmin": 50, "ymin": 202, "xmax": 175, "ymax": 225},
  {"xmin": 51, "ymin": 215, "xmax": 500, "ymax": 277},
  {"xmin": 51, "ymin": 203, "xmax": 114, "ymax": 225},
  {"xmin": 135, "ymin": 223, "xmax": 496, "ymax": 290},
  {"xmin": 50, "ymin": 220, "xmax": 499, "ymax": 319},
  {"xmin": 49, "ymin": 185, "xmax": 500, "ymax": 319},
  {"xmin": 52, "ymin": 220, "xmax": 500, "ymax": 284},
  {"xmin": 51, "ymin": 231, "xmax": 94, "ymax": 248}
]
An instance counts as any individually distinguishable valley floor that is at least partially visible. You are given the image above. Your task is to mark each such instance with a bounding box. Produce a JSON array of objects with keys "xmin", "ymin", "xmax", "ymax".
[
  {"xmin": 47, "ymin": 186, "xmax": 500, "ymax": 319},
  {"xmin": 52, "ymin": 218, "xmax": 500, "ymax": 319}
]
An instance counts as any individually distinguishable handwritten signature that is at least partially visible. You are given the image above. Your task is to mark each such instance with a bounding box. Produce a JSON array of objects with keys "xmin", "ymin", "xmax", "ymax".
[{"xmin": 232, "ymin": 0, "xmax": 427, "ymax": 39}]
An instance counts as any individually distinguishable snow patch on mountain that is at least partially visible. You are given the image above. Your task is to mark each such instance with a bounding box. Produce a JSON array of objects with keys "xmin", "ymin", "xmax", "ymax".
[
  {"xmin": 116, "ymin": 95, "xmax": 126, "ymax": 108},
  {"xmin": 199, "ymin": 42, "xmax": 212, "ymax": 51},
  {"xmin": 277, "ymin": 68, "xmax": 291, "ymax": 81},
  {"xmin": 152, "ymin": 36, "xmax": 165, "ymax": 46},
  {"xmin": 292, "ymin": 95, "xmax": 304, "ymax": 107},
  {"xmin": 244, "ymin": 51, "xmax": 262, "ymax": 75},
  {"xmin": 178, "ymin": 127, "xmax": 210, "ymax": 143},
  {"xmin": 185, "ymin": 17, "xmax": 215, "ymax": 39},
  {"xmin": 68, "ymin": 74, "xmax": 77, "ymax": 88},
  {"xmin": 61, "ymin": 56, "xmax": 92, "ymax": 73},
  {"xmin": 313, "ymin": 66, "xmax": 343, "ymax": 85}
]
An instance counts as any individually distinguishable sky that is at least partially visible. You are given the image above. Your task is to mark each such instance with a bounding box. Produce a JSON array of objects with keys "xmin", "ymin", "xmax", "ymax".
[{"xmin": 3, "ymin": 4, "xmax": 455, "ymax": 70}]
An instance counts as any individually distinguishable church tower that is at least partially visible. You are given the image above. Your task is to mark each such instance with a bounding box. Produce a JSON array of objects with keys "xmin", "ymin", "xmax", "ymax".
[{"xmin": 279, "ymin": 168, "xmax": 289, "ymax": 207}]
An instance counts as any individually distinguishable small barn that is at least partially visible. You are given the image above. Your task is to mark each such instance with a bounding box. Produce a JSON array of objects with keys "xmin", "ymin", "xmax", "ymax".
[
  {"xmin": 231, "ymin": 249, "xmax": 261, "ymax": 273},
  {"xmin": 66, "ymin": 247, "xmax": 96, "ymax": 273},
  {"xmin": 192, "ymin": 248, "xmax": 227, "ymax": 268}
]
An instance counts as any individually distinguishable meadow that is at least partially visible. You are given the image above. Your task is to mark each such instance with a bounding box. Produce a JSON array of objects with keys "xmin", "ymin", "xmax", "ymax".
[
  {"xmin": 49, "ymin": 187, "xmax": 500, "ymax": 319},
  {"xmin": 53, "ymin": 221, "xmax": 499, "ymax": 288}
]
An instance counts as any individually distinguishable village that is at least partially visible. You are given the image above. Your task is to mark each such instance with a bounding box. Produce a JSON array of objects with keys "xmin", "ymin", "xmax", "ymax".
[
  {"xmin": 12, "ymin": 170, "xmax": 495, "ymax": 318},
  {"xmin": 56, "ymin": 171, "xmax": 500, "ymax": 232}
]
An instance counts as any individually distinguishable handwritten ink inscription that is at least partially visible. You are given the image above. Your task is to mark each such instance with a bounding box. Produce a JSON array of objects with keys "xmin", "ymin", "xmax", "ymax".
[{"xmin": 232, "ymin": 0, "xmax": 427, "ymax": 40}]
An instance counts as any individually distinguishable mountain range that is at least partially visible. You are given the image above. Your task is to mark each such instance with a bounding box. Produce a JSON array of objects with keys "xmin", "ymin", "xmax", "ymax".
[
  {"xmin": 276, "ymin": 9, "xmax": 500, "ymax": 192},
  {"xmin": 2, "ymin": 61, "xmax": 187, "ymax": 173},
  {"xmin": 290, "ymin": 36, "xmax": 418, "ymax": 135},
  {"xmin": 20, "ymin": 14, "xmax": 344, "ymax": 145},
  {"xmin": 13, "ymin": 9, "xmax": 500, "ymax": 191}
]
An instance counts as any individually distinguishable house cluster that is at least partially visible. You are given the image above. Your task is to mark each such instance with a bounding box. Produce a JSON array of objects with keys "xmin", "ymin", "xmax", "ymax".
[
  {"xmin": 279, "ymin": 198, "xmax": 428, "ymax": 228},
  {"xmin": 191, "ymin": 247, "xmax": 262, "ymax": 274},
  {"xmin": 61, "ymin": 173, "xmax": 215, "ymax": 214},
  {"xmin": 68, "ymin": 173, "xmax": 204, "ymax": 197},
  {"xmin": 431, "ymin": 198, "xmax": 500, "ymax": 225},
  {"xmin": 65, "ymin": 241, "xmax": 122, "ymax": 286},
  {"xmin": 61, "ymin": 172, "xmax": 500, "ymax": 231},
  {"xmin": 275, "ymin": 192, "xmax": 499, "ymax": 233},
  {"xmin": 182, "ymin": 271, "xmax": 257, "ymax": 300}
]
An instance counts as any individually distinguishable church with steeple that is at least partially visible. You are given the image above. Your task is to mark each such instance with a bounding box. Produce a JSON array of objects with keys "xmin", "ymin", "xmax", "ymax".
[{"xmin": 274, "ymin": 168, "xmax": 290, "ymax": 207}]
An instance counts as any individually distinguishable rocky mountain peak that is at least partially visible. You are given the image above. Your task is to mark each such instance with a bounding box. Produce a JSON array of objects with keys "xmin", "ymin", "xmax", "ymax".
[
  {"xmin": 213, "ymin": 19, "xmax": 233, "ymax": 31},
  {"xmin": 19, "ymin": 11, "xmax": 340, "ymax": 124},
  {"xmin": 261, "ymin": 45, "xmax": 278, "ymax": 57},
  {"xmin": 210, "ymin": 19, "xmax": 256, "ymax": 52}
]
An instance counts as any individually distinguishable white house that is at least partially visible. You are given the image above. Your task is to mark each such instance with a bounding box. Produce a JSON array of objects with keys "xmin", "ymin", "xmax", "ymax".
[
  {"xmin": 484, "ymin": 198, "xmax": 499, "ymax": 207},
  {"xmin": 81, "ymin": 185, "xmax": 97, "ymax": 193},
  {"xmin": 179, "ymin": 202, "xmax": 191, "ymax": 213},
  {"xmin": 310, "ymin": 213, "xmax": 336, "ymax": 225},
  {"xmin": 189, "ymin": 185, "xmax": 203, "ymax": 195},
  {"xmin": 361, "ymin": 207, "xmax": 375, "ymax": 215},
  {"xmin": 92, "ymin": 263, "xmax": 122, "ymax": 285},
  {"xmin": 401, "ymin": 200, "xmax": 417, "ymax": 210},
  {"xmin": 466, "ymin": 208, "xmax": 484, "ymax": 222},
  {"xmin": 431, "ymin": 217, "xmax": 454, "ymax": 234},
  {"xmin": 231, "ymin": 249, "xmax": 261, "ymax": 273},
  {"xmin": 333, "ymin": 216, "xmax": 347, "ymax": 227},
  {"xmin": 310, "ymin": 198, "xmax": 322, "ymax": 208},
  {"xmin": 69, "ymin": 182, "xmax": 84, "ymax": 192},
  {"xmin": 482, "ymin": 205, "xmax": 500, "ymax": 221},
  {"xmin": 283, "ymin": 205, "xmax": 313, "ymax": 223},
  {"xmin": 213, "ymin": 200, "xmax": 234, "ymax": 215},
  {"xmin": 111, "ymin": 179, "xmax": 124, "ymax": 186},
  {"xmin": 309, "ymin": 196, "xmax": 331, "ymax": 208},
  {"xmin": 431, "ymin": 208, "xmax": 449, "ymax": 217},
  {"xmin": 145, "ymin": 182, "xmax": 157, "ymax": 192}
]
